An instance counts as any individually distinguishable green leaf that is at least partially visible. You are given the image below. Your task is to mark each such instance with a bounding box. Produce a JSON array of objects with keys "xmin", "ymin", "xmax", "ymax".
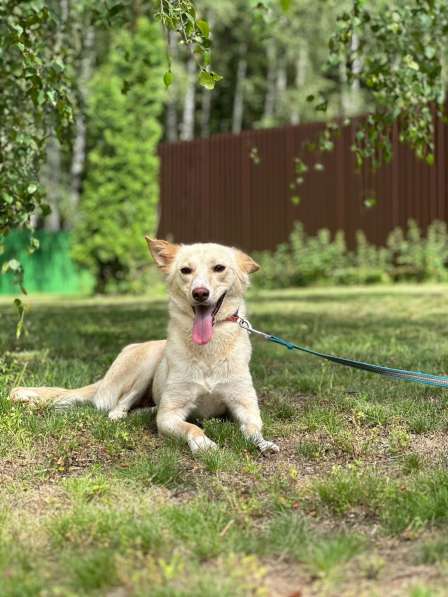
[
  {"xmin": 280, "ymin": 0, "xmax": 292, "ymax": 12},
  {"xmin": 291, "ymin": 195, "xmax": 301, "ymax": 205},
  {"xmin": 294, "ymin": 159, "xmax": 308, "ymax": 175},
  {"xmin": 404, "ymin": 55, "xmax": 419, "ymax": 70},
  {"xmin": 27, "ymin": 183, "xmax": 37, "ymax": 194},
  {"xmin": 2, "ymin": 259, "xmax": 22, "ymax": 273},
  {"xmin": 197, "ymin": 19, "xmax": 209, "ymax": 38},
  {"xmin": 316, "ymin": 100, "xmax": 328, "ymax": 112},
  {"xmin": 14, "ymin": 298, "xmax": 26, "ymax": 340},
  {"xmin": 163, "ymin": 70, "xmax": 174, "ymax": 88},
  {"xmin": 29, "ymin": 237, "xmax": 40, "ymax": 254},
  {"xmin": 108, "ymin": 3, "xmax": 125, "ymax": 17},
  {"xmin": 364, "ymin": 197, "xmax": 377, "ymax": 208},
  {"xmin": 121, "ymin": 79, "xmax": 131, "ymax": 95},
  {"xmin": 40, "ymin": 203, "xmax": 51, "ymax": 217},
  {"xmin": 198, "ymin": 70, "xmax": 222, "ymax": 90}
]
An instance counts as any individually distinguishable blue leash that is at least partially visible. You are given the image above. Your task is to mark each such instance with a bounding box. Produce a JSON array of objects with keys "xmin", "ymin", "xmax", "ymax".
[{"xmin": 235, "ymin": 315, "xmax": 448, "ymax": 389}]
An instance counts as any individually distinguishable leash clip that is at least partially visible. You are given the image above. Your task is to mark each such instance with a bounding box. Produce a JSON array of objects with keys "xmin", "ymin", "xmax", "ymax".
[{"xmin": 236, "ymin": 316, "xmax": 271, "ymax": 340}]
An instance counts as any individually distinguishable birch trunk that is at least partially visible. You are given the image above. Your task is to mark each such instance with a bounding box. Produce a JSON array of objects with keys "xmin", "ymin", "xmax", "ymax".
[
  {"xmin": 69, "ymin": 27, "xmax": 95, "ymax": 220},
  {"xmin": 351, "ymin": 32, "xmax": 361, "ymax": 90},
  {"xmin": 232, "ymin": 45, "xmax": 247, "ymax": 134},
  {"xmin": 43, "ymin": 136, "xmax": 62, "ymax": 231},
  {"xmin": 199, "ymin": 13, "xmax": 214, "ymax": 138},
  {"xmin": 165, "ymin": 30, "xmax": 178, "ymax": 142},
  {"xmin": 290, "ymin": 44, "xmax": 308, "ymax": 124},
  {"xmin": 42, "ymin": 0, "xmax": 68, "ymax": 230},
  {"xmin": 274, "ymin": 58, "xmax": 287, "ymax": 119},
  {"xmin": 180, "ymin": 57, "xmax": 196, "ymax": 140},
  {"xmin": 340, "ymin": 33, "xmax": 361, "ymax": 116},
  {"xmin": 263, "ymin": 41, "xmax": 276, "ymax": 123},
  {"xmin": 339, "ymin": 61, "xmax": 350, "ymax": 117}
]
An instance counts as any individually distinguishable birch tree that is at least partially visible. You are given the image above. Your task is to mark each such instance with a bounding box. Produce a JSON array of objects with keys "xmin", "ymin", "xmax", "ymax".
[{"xmin": 180, "ymin": 56, "xmax": 197, "ymax": 140}]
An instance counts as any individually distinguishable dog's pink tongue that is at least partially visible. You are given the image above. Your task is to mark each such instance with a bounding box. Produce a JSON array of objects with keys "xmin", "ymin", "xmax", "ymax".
[{"xmin": 192, "ymin": 308, "xmax": 213, "ymax": 345}]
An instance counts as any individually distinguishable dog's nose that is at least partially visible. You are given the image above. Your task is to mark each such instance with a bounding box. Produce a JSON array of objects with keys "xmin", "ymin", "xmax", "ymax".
[{"xmin": 192, "ymin": 287, "xmax": 210, "ymax": 302}]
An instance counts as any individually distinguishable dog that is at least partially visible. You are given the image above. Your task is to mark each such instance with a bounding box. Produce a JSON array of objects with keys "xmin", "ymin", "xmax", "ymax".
[{"xmin": 9, "ymin": 238, "xmax": 279, "ymax": 455}]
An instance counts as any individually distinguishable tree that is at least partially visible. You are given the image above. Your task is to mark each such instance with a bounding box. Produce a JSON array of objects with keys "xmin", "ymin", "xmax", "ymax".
[
  {"xmin": 310, "ymin": 0, "xmax": 448, "ymax": 169},
  {"xmin": 162, "ymin": 0, "xmax": 357, "ymax": 138},
  {"xmin": 0, "ymin": 1, "xmax": 72, "ymax": 248},
  {"xmin": 0, "ymin": 1, "xmax": 217, "ymax": 262},
  {"xmin": 71, "ymin": 17, "xmax": 164, "ymax": 292}
]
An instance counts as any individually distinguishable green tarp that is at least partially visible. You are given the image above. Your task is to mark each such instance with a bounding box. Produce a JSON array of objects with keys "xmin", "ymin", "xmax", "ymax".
[{"xmin": 0, "ymin": 231, "xmax": 94, "ymax": 295}]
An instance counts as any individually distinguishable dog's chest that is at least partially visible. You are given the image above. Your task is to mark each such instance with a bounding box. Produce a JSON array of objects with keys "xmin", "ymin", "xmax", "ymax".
[
  {"xmin": 190, "ymin": 358, "xmax": 230, "ymax": 394},
  {"xmin": 179, "ymin": 359, "xmax": 228, "ymax": 418}
]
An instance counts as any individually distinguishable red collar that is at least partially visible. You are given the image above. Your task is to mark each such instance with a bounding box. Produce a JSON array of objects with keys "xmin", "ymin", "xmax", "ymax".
[{"xmin": 223, "ymin": 310, "xmax": 240, "ymax": 324}]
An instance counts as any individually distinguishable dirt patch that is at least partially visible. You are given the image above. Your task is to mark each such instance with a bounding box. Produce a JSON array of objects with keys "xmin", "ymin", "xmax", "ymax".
[
  {"xmin": 0, "ymin": 458, "xmax": 33, "ymax": 484},
  {"xmin": 411, "ymin": 432, "xmax": 448, "ymax": 464},
  {"xmin": 263, "ymin": 561, "xmax": 310, "ymax": 597},
  {"xmin": 7, "ymin": 482, "xmax": 69, "ymax": 515},
  {"xmin": 261, "ymin": 538, "xmax": 446, "ymax": 597}
]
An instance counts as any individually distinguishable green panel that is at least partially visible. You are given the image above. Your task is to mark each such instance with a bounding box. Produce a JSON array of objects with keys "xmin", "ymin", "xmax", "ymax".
[{"xmin": 0, "ymin": 231, "xmax": 94, "ymax": 295}]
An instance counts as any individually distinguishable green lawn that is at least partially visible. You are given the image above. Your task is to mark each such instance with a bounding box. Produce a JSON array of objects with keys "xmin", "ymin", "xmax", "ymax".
[{"xmin": 1, "ymin": 286, "xmax": 448, "ymax": 596}]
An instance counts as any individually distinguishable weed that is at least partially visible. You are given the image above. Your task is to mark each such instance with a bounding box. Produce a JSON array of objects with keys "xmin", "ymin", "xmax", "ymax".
[{"xmin": 417, "ymin": 538, "xmax": 448, "ymax": 564}]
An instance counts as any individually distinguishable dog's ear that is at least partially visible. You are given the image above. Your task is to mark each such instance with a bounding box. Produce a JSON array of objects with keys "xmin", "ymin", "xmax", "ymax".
[
  {"xmin": 235, "ymin": 249, "xmax": 260, "ymax": 274},
  {"xmin": 145, "ymin": 237, "xmax": 179, "ymax": 272}
]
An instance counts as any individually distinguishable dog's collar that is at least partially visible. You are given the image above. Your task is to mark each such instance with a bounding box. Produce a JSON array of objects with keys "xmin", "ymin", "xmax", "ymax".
[
  {"xmin": 222, "ymin": 309, "xmax": 240, "ymax": 324},
  {"xmin": 211, "ymin": 309, "xmax": 240, "ymax": 326}
]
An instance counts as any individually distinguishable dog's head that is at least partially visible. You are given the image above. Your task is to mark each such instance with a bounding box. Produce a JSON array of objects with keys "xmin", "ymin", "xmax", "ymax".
[{"xmin": 145, "ymin": 237, "xmax": 259, "ymax": 345}]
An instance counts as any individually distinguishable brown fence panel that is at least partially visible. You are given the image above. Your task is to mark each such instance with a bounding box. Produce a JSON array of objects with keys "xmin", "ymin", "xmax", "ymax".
[{"xmin": 158, "ymin": 117, "xmax": 448, "ymax": 251}]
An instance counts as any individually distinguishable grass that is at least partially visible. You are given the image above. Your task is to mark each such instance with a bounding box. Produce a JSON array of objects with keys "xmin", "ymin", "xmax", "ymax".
[
  {"xmin": 312, "ymin": 464, "xmax": 448, "ymax": 533},
  {"xmin": 2, "ymin": 285, "xmax": 448, "ymax": 594}
]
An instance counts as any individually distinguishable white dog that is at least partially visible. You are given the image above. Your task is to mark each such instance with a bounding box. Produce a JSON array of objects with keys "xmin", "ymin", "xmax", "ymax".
[{"xmin": 10, "ymin": 239, "xmax": 279, "ymax": 455}]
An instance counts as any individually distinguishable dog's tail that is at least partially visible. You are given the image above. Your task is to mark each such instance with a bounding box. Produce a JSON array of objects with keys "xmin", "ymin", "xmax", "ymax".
[{"xmin": 9, "ymin": 381, "xmax": 101, "ymax": 409}]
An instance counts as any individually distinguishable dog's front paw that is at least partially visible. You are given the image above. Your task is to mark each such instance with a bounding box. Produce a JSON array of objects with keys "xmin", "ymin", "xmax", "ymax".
[
  {"xmin": 188, "ymin": 434, "xmax": 218, "ymax": 454},
  {"xmin": 258, "ymin": 439, "xmax": 280, "ymax": 455},
  {"xmin": 248, "ymin": 431, "xmax": 280, "ymax": 455},
  {"xmin": 9, "ymin": 387, "xmax": 40, "ymax": 403},
  {"xmin": 108, "ymin": 408, "xmax": 128, "ymax": 421}
]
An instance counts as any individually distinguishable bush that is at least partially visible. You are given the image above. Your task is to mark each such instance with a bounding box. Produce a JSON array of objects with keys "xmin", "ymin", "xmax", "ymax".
[
  {"xmin": 253, "ymin": 220, "xmax": 448, "ymax": 289},
  {"xmin": 72, "ymin": 18, "xmax": 164, "ymax": 293},
  {"xmin": 387, "ymin": 220, "xmax": 448, "ymax": 282}
]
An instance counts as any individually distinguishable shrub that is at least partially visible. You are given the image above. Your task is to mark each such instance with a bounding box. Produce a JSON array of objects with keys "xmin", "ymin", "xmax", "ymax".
[
  {"xmin": 387, "ymin": 220, "xmax": 448, "ymax": 282},
  {"xmin": 334, "ymin": 231, "xmax": 392, "ymax": 285},
  {"xmin": 72, "ymin": 18, "xmax": 164, "ymax": 293},
  {"xmin": 253, "ymin": 220, "xmax": 448, "ymax": 289}
]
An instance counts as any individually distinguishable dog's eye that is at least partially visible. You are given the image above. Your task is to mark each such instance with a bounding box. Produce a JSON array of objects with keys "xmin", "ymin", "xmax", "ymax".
[
  {"xmin": 213, "ymin": 264, "xmax": 226, "ymax": 273},
  {"xmin": 180, "ymin": 267, "xmax": 192, "ymax": 275}
]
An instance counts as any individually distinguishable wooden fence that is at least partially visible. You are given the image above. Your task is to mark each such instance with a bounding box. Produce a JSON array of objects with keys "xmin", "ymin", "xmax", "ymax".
[{"xmin": 158, "ymin": 117, "xmax": 448, "ymax": 251}]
